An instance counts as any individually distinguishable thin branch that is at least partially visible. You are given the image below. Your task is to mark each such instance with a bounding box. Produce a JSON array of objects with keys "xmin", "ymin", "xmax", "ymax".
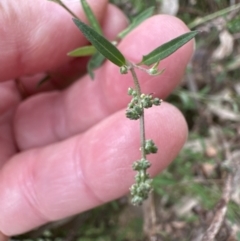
[
  {"xmin": 129, "ymin": 64, "xmax": 147, "ymax": 159},
  {"xmin": 201, "ymin": 172, "xmax": 233, "ymax": 241},
  {"xmin": 49, "ymin": 0, "xmax": 79, "ymax": 19}
]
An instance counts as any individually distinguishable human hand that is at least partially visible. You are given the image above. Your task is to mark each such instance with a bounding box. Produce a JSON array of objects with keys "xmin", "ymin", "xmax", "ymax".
[{"xmin": 0, "ymin": 0, "xmax": 194, "ymax": 236}]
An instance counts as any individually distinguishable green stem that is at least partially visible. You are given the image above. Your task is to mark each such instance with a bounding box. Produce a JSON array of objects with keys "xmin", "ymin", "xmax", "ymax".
[
  {"xmin": 50, "ymin": 0, "xmax": 79, "ymax": 19},
  {"xmin": 129, "ymin": 64, "xmax": 146, "ymax": 160},
  {"xmin": 189, "ymin": 3, "xmax": 240, "ymax": 28}
]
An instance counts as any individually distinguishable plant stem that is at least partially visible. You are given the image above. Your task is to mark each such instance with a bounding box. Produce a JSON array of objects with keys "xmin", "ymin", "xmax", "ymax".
[
  {"xmin": 50, "ymin": 0, "xmax": 79, "ymax": 19},
  {"xmin": 189, "ymin": 2, "xmax": 240, "ymax": 28},
  {"xmin": 128, "ymin": 63, "xmax": 146, "ymax": 159}
]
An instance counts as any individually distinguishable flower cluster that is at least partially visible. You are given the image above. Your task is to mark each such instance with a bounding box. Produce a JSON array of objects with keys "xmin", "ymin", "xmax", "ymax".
[
  {"xmin": 130, "ymin": 169, "xmax": 152, "ymax": 205},
  {"xmin": 130, "ymin": 139, "xmax": 158, "ymax": 205},
  {"xmin": 125, "ymin": 87, "xmax": 162, "ymax": 205},
  {"xmin": 144, "ymin": 139, "xmax": 158, "ymax": 154},
  {"xmin": 126, "ymin": 88, "xmax": 162, "ymax": 120}
]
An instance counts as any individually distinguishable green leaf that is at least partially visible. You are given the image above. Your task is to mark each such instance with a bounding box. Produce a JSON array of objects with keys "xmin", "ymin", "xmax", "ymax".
[
  {"xmin": 118, "ymin": 6, "xmax": 155, "ymax": 39},
  {"xmin": 80, "ymin": 0, "xmax": 102, "ymax": 34},
  {"xmin": 139, "ymin": 30, "xmax": 199, "ymax": 66},
  {"xmin": 87, "ymin": 52, "xmax": 105, "ymax": 79},
  {"xmin": 73, "ymin": 18, "xmax": 126, "ymax": 67},
  {"xmin": 67, "ymin": 45, "xmax": 96, "ymax": 57}
]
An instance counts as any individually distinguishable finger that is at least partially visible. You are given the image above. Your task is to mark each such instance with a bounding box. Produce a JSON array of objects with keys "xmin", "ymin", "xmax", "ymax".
[
  {"xmin": 14, "ymin": 15, "xmax": 193, "ymax": 150},
  {"xmin": 0, "ymin": 231, "xmax": 9, "ymax": 241},
  {"xmin": 0, "ymin": 0, "xmax": 108, "ymax": 82},
  {"xmin": 0, "ymin": 102, "xmax": 188, "ymax": 235},
  {"xmin": 0, "ymin": 81, "xmax": 21, "ymax": 167}
]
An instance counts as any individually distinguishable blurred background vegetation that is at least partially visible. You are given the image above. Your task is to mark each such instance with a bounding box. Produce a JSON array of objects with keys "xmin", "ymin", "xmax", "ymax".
[{"xmin": 14, "ymin": 0, "xmax": 240, "ymax": 240}]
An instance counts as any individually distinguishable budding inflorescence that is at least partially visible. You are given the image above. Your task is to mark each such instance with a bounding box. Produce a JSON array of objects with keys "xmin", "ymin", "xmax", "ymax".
[
  {"xmin": 130, "ymin": 139, "xmax": 159, "ymax": 205},
  {"xmin": 126, "ymin": 88, "xmax": 162, "ymax": 120},
  {"xmin": 144, "ymin": 139, "xmax": 158, "ymax": 154},
  {"xmin": 130, "ymin": 158, "xmax": 153, "ymax": 205},
  {"xmin": 126, "ymin": 87, "xmax": 162, "ymax": 205},
  {"xmin": 130, "ymin": 177, "xmax": 152, "ymax": 205}
]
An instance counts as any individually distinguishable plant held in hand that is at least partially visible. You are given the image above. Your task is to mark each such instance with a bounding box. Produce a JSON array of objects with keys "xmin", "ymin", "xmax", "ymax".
[{"xmin": 49, "ymin": 0, "xmax": 198, "ymax": 205}]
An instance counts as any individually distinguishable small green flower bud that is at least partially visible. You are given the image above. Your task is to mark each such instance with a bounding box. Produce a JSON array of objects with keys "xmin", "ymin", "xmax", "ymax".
[
  {"xmin": 152, "ymin": 98, "xmax": 162, "ymax": 106},
  {"xmin": 128, "ymin": 88, "xmax": 136, "ymax": 96},
  {"xmin": 147, "ymin": 61, "xmax": 165, "ymax": 76},
  {"xmin": 120, "ymin": 65, "xmax": 128, "ymax": 74},
  {"xmin": 131, "ymin": 172, "xmax": 152, "ymax": 205},
  {"xmin": 131, "ymin": 195, "xmax": 143, "ymax": 206},
  {"xmin": 134, "ymin": 173, "xmax": 141, "ymax": 182},
  {"xmin": 128, "ymin": 87, "xmax": 133, "ymax": 95},
  {"xmin": 132, "ymin": 158, "xmax": 151, "ymax": 171},
  {"xmin": 126, "ymin": 109, "xmax": 138, "ymax": 120},
  {"xmin": 148, "ymin": 68, "xmax": 159, "ymax": 75},
  {"xmin": 138, "ymin": 182, "xmax": 152, "ymax": 196},
  {"xmin": 141, "ymin": 94, "xmax": 154, "ymax": 108},
  {"xmin": 128, "ymin": 88, "xmax": 137, "ymax": 97},
  {"xmin": 132, "ymin": 161, "xmax": 140, "ymax": 171},
  {"xmin": 131, "ymin": 97, "xmax": 138, "ymax": 105},
  {"xmin": 145, "ymin": 139, "xmax": 158, "ymax": 154},
  {"xmin": 128, "ymin": 102, "xmax": 134, "ymax": 108},
  {"xmin": 133, "ymin": 105, "xmax": 143, "ymax": 116},
  {"xmin": 132, "ymin": 92, "xmax": 137, "ymax": 97},
  {"xmin": 130, "ymin": 183, "xmax": 138, "ymax": 194},
  {"xmin": 126, "ymin": 106, "xmax": 142, "ymax": 120},
  {"xmin": 134, "ymin": 171, "xmax": 150, "ymax": 182},
  {"xmin": 142, "ymin": 99, "xmax": 153, "ymax": 108},
  {"xmin": 141, "ymin": 94, "xmax": 151, "ymax": 101}
]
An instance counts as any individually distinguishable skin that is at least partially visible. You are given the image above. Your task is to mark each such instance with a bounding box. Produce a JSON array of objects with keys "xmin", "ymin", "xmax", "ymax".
[{"xmin": 0, "ymin": 0, "xmax": 194, "ymax": 236}]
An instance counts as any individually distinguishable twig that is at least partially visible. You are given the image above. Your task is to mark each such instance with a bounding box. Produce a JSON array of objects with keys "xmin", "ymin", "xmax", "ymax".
[
  {"xmin": 142, "ymin": 192, "xmax": 158, "ymax": 239},
  {"xmin": 201, "ymin": 168, "xmax": 233, "ymax": 241},
  {"xmin": 189, "ymin": 3, "xmax": 240, "ymax": 28},
  {"xmin": 201, "ymin": 128, "xmax": 234, "ymax": 241}
]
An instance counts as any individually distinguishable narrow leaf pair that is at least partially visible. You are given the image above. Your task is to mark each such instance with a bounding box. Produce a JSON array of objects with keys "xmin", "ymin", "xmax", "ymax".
[
  {"xmin": 69, "ymin": 0, "xmax": 198, "ymax": 78},
  {"xmin": 73, "ymin": 17, "xmax": 198, "ymax": 69}
]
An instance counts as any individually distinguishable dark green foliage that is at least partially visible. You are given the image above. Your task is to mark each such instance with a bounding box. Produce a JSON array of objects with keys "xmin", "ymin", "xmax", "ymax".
[
  {"xmin": 139, "ymin": 31, "xmax": 199, "ymax": 66},
  {"xmin": 73, "ymin": 18, "xmax": 126, "ymax": 67}
]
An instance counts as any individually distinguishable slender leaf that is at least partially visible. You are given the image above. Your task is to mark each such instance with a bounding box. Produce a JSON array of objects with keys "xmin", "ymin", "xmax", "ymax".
[
  {"xmin": 73, "ymin": 18, "xmax": 126, "ymax": 67},
  {"xmin": 67, "ymin": 45, "xmax": 96, "ymax": 57},
  {"xmin": 139, "ymin": 31, "xmax": 199, "ymax": 66},
  {"xmin": 80, "ymin": 0, "xmax": 102, "ymax": 34},
  {"xmin": 87, "ymin": 52, "xmax": 105, "ymax": 79},
  {"xmin": 118, "ymin": 6, "xmax": 155, "ymax": 39}
]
